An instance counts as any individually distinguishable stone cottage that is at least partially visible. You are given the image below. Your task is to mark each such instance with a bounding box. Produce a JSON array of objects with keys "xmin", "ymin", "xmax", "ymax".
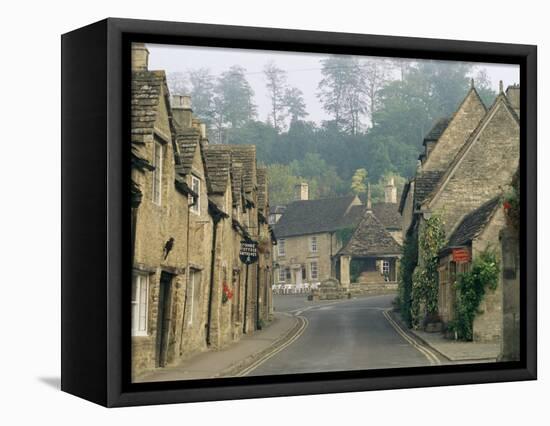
[
  {"xmin": 399, "ymin": 81, "xmax": 520, "ymax": 343},
  {"xmin": 437, "ymin": 197, "xmax": 505, "ymax": 341},
  {"xmin": 272, "ymin": 180, "xmax": 402, "ymax": 291},
  {"xmin": 130, "ymin": 45, "xmax": 196, "ymax": 378},
  {"xmin": 130, "ymin": 43, "xmax": 272, "ymax": 380}
]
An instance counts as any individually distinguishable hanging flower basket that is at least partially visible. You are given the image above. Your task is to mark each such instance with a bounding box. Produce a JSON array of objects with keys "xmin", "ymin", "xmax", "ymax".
[{"xmin": 222, "ymin": 282, "xmax": 233, "ymax": 304}]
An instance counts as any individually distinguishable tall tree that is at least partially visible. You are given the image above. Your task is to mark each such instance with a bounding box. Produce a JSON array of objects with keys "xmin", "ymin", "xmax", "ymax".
[
  {"xmin": 188, "ymin": 68, "xmax": 216, "ymax": 128},
  {"xmin": 212, "ymin": 66, "xmax": 256, "ymax": 143},
  {"xmin": 362, "ymin": 58, "xmax": 392, "ymax": 126},
  {"xmin": 472, "ymin": 69, "xmax": 497, "ymax": 107},
  {"xmin": 284, "ymin": 87, "xmax": 308, "ymax": 123},
  {"xmin": 317, "ymin": 56, "xmax": 367, "ymax": 134},
  {"xmin": 166, "ymin": 72, "xmax": 189, "ymax": 96},
  {"xmin": 264, "ymin": 62, "xmax": 288, "ymax": 132}
]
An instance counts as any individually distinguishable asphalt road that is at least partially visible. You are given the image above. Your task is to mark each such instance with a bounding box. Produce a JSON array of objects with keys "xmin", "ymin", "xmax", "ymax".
[{"xmin": 248, "ymin": 294, "xmax": 439, "ymax": 376}]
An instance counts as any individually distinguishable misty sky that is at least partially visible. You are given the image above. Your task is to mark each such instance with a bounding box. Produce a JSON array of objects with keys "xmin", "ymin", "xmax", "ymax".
[{"xmin": 146, "ymin": 43, "xmax": 519, "ymax": 125}]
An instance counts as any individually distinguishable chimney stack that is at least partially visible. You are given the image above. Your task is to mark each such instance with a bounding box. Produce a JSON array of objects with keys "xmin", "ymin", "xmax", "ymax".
[
  {"xmin": 294, "ymin": 182, "xmax": 309, "ymax": 201},
  {"xmin": 131, "ymin": 43, "xmax": 149, "ymax": 71},
  {"xmin": 171, "ymin": 95, "xmax": 193, "ymax": 130},
  {"xmin": 384, "ymin": 177, "xmax": 397, "ymax": 204}
]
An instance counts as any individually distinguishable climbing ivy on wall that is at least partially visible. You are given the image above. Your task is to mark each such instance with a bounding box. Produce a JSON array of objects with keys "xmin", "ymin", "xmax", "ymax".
[
  {"xmin": 411, "ymin": 215, "xmax": 445, "ymax": 329},
  {"xmin": 449, "ymin": 249, "xmax": 500, "ymax": 341},
  {"xmin": 398, "ymin": 231, "xmax": 418, "ymax": 327}
]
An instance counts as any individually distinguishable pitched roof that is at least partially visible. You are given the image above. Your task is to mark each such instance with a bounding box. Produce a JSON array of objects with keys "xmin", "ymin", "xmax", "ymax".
[
  {"xmin": 372, "ymin": 202, "xmax": 402, "ymax": 229},
  {"xmin": 414, "ymin": 171, "xmax": 445, "ymax": 207},
  {"xmin": 273, "ymin": 195, "xmax": 359, "ymax": 238},
  {"xmin": 446, "ymin": 197, "xmax": 501, "ymax": 247},
  {"xmin": 203, "ymin": 146, "xmax": 231, "ymax": 195},
  {"xmin": 422, "ymin": 93, "xmax": 519, "ymax": 208},
  {"xmin": 225, "ymin": 145, "xmax": 257, "ymax": 193},
  {"xmin": 131, "ymin": 70, "xmax": 171, "ymax": 142},
  {"xmin": 175, "ymin": 128, "xmax": 202, "ymax": 176},
  {"xmin": 338, "ymin": 210, "xmax": 402, "ymax": 257},
  {"xmin": 423, "ymin": 117, "xmax": 451, "ymax": 144}
]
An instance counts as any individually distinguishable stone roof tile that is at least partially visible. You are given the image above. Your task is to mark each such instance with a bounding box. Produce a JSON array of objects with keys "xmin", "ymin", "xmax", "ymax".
[
  {"xmin": 446, "ymin": 197, "xmax": 501, "ymax": 247},
  {"xmin": 338, "ymin": 210, "xmax": 401, "ymax": 257},
  {"xmin": 273, "ymin": 195, "xmax": 359, "ymax": 238}
]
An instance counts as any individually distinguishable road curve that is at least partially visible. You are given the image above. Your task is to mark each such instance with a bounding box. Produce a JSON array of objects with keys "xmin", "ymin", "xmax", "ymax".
[{"xmin": 247, "ymin": 294, "xmax": 439, "ymax": 376}]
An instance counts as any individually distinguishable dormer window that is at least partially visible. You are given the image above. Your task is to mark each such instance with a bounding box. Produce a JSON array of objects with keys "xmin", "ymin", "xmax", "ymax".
[
  {"xmin": 152, "ymin": 141, "xmax": 163, "ymax": 205},
  {"xmin": 190, "ymin": 175, "xmax": 200, "ymax": 214}
]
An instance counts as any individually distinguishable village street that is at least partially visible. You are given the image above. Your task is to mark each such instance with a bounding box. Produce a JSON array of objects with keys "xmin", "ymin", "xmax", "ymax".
[{"xmin": 244, "ymin": 294, "xmax": 447, "ymax": 377}]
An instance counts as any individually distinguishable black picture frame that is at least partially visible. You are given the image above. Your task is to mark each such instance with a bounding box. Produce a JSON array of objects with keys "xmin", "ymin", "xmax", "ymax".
[{"xmin": 61, "ymin": 17, "xmax": 537, "ymax": 407}]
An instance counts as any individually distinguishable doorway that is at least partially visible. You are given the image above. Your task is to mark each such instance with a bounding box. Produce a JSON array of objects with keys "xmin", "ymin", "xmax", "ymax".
[{"xmin": 156, "ymin": 271, "xmax": 173, "ymax": 368}]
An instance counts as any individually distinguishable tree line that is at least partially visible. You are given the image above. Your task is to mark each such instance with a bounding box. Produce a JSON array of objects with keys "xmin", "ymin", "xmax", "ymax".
[{"xmin": 167, "ymin": 57, "xmax": 497, "ymax": 206}]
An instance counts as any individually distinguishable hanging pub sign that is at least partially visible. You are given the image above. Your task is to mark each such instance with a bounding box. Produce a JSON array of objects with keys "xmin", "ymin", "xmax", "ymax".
[
  {"xmin": 452, "ymin": 248, "xmax": 471, "ymax": 263},
  {"xmin": 239, "ymin": 240, "xmax": 259, "ymax": 264}
]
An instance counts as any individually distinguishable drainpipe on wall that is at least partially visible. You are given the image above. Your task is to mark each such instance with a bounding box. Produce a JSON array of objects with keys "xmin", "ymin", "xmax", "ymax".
[
  {"xmin": 179, "ymin": 193, "xmax": 194, "ymax": 355},
  {"xmin": 206, "ymin": 217, "xmax": 220, "ymax": 347}
]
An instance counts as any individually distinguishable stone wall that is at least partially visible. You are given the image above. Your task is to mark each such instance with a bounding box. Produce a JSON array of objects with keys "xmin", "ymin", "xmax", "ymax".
[
  {"xmin": 275, "ymin": 232, "xmax": 340, "ymax": 285},
  {"xmin": 471, "ymin": 208, "xmax": 505, "ymax": 342},
  {"xmin": 430, "ymin": 102, "xmax": 519, "ymax": 236},
  {"xmin": 131, "ymin": 83, "xmax": 192, "ymax": 378},
  {"xmin": 500, "ymin": 227, "xmax": 520, "ymax": 360},
  {"xmin": 423, "ymin": 89, "xmax": 487, "ymax": 172}
]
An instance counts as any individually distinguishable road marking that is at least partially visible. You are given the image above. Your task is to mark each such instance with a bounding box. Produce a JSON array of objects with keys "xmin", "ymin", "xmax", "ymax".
[
  {"xmin": 237, "ymin": 315, "xmax": 309, "ymax": 376},
  {"xmin": 382, "ymin": 309, "xmax": 441, "ymax": 366},
  {"xmin": 288, "ymin": 298, "xmax": 350, "ymax": 316}
]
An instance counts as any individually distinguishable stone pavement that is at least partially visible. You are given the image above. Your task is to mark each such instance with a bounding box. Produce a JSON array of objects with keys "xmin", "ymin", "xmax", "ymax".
[
  {"xmin": 391, "ymin": 312, "xmax": 500, "ymax": 363},
  {"xmin": 137, "ymin": 312, "xmax": 299, "ymax": 382}
]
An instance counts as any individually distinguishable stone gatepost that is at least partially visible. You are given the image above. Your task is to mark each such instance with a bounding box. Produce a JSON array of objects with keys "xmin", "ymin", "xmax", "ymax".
[
  {"xmin": 340, "ymin": 255, "xmax": 351, "ymax": 288},
  {"xmin": 500, "ymin": 228, "xmax": 520, "ymax": 361}
]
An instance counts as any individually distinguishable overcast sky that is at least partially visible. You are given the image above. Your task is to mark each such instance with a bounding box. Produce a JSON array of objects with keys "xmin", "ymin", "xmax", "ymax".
[{"xmin": 146, "ymin": 43, "xmax": 519, "ymax": 125}]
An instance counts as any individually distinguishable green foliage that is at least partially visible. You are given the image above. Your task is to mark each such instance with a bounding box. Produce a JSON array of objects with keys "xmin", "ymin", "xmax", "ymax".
[
  {"xmin": 411, "ymin": 215, "xmax": 445, "ymax": 328},
  {"xmin": 448, "ymin": 250, "xmax": 500, "ymax": 340},
  {"xmin": 351, "ymin": 168, "xmax": 368, "ymax": 195},
  {"xmin": 503, "ymin": 168, "xmax": 520, "ymax": 231},
  {"xmin": 168, "ymin": 59, "xmax": 482, "ymax": 199},
  {"xmin": 188, "ymin": 68, "xmax": 216, "ymax": 128},
  {"xmin": 215, "ymin": 65, "xmax": 257, "ymax": 131},
  {"xmin": 265, "ymin": 153, "xmax": 346, "ymax": 205},
  {"xmin": 335, "ymin": 227, "xmax": 355, "ymax": 246},
  {"xmin": 398, "ymin": 231, "xmax": 418, "ymax": 327},
  {"xmin": 370, "ymin": 172, "xmax": 406, "ymax": 203},
  {"xmin": 318, "ymin": 56, "xmax": 368, "ymax": 134}
]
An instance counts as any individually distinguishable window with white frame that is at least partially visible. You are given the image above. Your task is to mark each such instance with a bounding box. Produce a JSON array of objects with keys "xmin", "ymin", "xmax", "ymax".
[
  {"xmin": 278, "ymin": 267, "xmax": 286, "ymax": 283},
  {"xmin": 310, "ymin": 236, "xmax": 318, "ymax": 253},
  {"xmin": 310, "ymin": 262, "xmax": 318, "ymax": 280},
  {"xmin": 131, "ymin": 272, "xmax": 149, "ymax": 336},
  {"xmin": 278, "ymin": 238, "xmax": 286, "ymax": 256},
  {"xmin": 190, "ymin": 175, "xmax": 200, "ymax": 214},
  {"xmin": 382, "ymin": 260, "xmax": 390, "ymax": 275},
  {"xmin": 152, "ymin": 141, "xmax": 163, "ymax": 205}
]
